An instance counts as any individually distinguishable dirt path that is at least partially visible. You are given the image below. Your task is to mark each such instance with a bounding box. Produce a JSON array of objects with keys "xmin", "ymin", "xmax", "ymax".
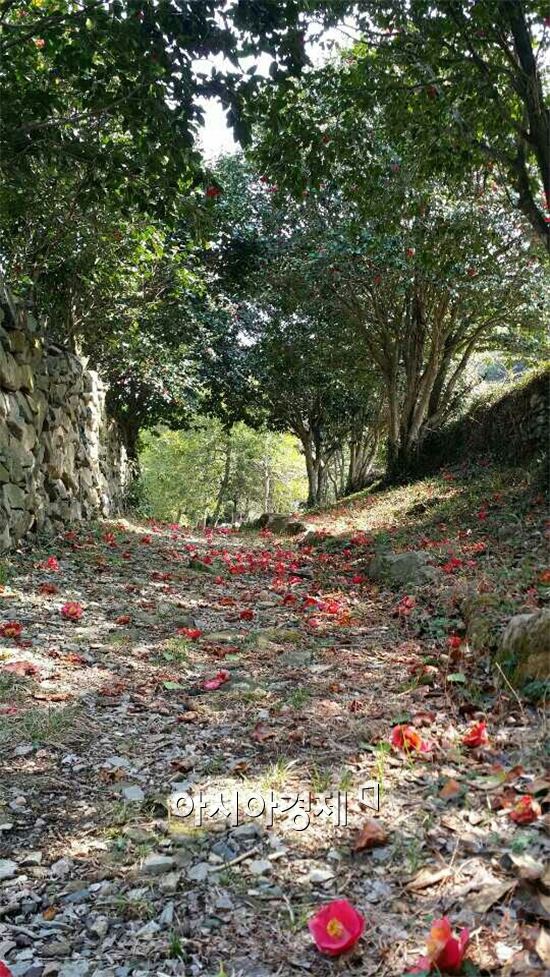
[{"xmin": 0, "ymin": 508, "xmax": 548, "ymax": 977}]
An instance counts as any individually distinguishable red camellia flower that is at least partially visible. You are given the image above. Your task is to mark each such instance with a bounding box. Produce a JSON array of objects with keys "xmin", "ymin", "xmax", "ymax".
[
  {"xmin": 410, "ymin": 917, "xmax": 469, "ymax": 974},
  {"xmin": 448, "ymin": 635, "xmax": 462, "ymax": 650},
  {"xmin": 201, "ymin": 669, "xmax": 230, "ymax": 691},
  {"xmin": 395, "ymin": 595, "xmax": 416, "ymax": 616},
  {"xmin": 177, "ymin": 627, "xmax": 202, "ymax": 640},
  {"xmin": 308, "ymin": 899, "xmax": 365, "ymax": 956},
  {"xmin": 205, "ymin": 185, "xmax": 221, "ymax": 198},
  {"xmin": 61, "ymin": 602, "xmax": 83, "ymax": 621},
  {"xmin": 0, "ymin": 961, "xmax": 14, "ymax": 977},
  {"xmin": 0, "ymin": 621, "xmax": 23, "ymax": 639},
  {"xmin": 509, "ymin": 795, "xmax": 541, "ymax": 824},
  {"xmin": 391, "ymin": 725, "xmax": 429, "ymax": 753},
  {"xmin": 41, "ymin": 556, "xmax": 60, "ymax": 571},
  {"xmin": 462, "ymin": 720, "xmax": 488, "ymax": 748},
  {"xmin": 3, "ymin": 661, "xmax": 38, "ymax": 677},
  {"xmin": 239, "ymin": 609, "xmax": 254, "ymax": 621}
]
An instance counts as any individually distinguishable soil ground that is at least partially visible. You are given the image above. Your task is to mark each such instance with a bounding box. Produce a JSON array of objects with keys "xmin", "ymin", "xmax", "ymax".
[{"xmin": 0, "ymin": 459, "xmax": 548, "ymax": 977}]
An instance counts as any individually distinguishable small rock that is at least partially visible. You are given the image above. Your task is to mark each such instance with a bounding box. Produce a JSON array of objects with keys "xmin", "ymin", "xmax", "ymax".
[
  {"xmin": 187, "ymin": 861, "xmax": 209, "ymax": 882},
  {"xmin": 11, "ymin": 966, "xmax": 44, "ymax": 977},
  {"xmin": 42, "ymin": 940, "xmax": 71, "ymax": 958},
  {"xmin": 58, "ymin": 963, "xmax": 90, "ymax": 977},
  {"xmin": 0, "ymin": 858, "xmax": 18, "ymax": 881},
  {"xmin": 214, "ymin": 891, "xmax": 234, "ymax": 911},
  {"xmin": 21, "ymin": 851, "xmax": 42, "ymax": 866},
  {"xmin": 50, "ymin": 858, "xmax": 72, "ymax": 879},
  {"xmin": 308, "ymin": 866, "xmax": 334, "ymax": 884},
  {"xmin": 121, "ymin": 785, "xmax": 144, "ymax": 803},
  {"xmin": 86, "ymin": 916, "xmax": 110, "ymax": 939},
  {"xmin": 158, "ymin": 901, "xmax": 174, "ymax": 927},
  {"xmin": 498, "ymin": 608, "xmax": 550, "ymax": 683},
  {"xmin": 231, "ymin": 823, "xmax": 261, "ymax": 840},
  {"xmin": 367, "ymin": 550, "xmax": 440, "ymax": 587},
  {"xmin": 122, "ymin": 827, "xmax": 155, "ymax": 843},
  {"xmin": 103, "ymin": 756, "xmax": 132, "ymax": 770},
  {"xmin": 158, "ymin": 871, "xmax": 180, "ymax": 894},
  {"xmin": 139, "ymin": 854, "xmax": 176, "ymax": 876},
  {"xmin": 211, "ymin": 841, "xmax": 237, "ymax": 862},
  {"xmin": 62, "ymin": 889, "xmax": 90, "ymax": 905},
  {"xmin": 136, "ymin": 920, "xmax": 160, "ymax": 939},
  {"xmin": 248, "ymin": 859, "xmax": 271, "ymax": 876}
]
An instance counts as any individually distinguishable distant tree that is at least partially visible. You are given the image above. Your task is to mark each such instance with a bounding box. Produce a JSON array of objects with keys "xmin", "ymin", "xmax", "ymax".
[{"xmin": 139, "ymin": 420, "xmax": 306, "ymax": 523}]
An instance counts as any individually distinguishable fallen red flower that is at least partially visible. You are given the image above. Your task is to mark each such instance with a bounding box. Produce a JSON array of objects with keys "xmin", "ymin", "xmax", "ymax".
[
  {"xmin": 509, "ymin": 794, "xmax": 541, "ymax": 824},
  {"xmin": 177, "ymin": 627, "xmax": 202, "ymax": 640},
  {"xmin": 462, "ymin": 720, "xmax": 488, "ymax": 748},
  {"xmin": 395, "ymin": 595, "xmax": 416, "ymax": 616},
  {"xmin": 447, "ymin": 635, "xmax": 462, "ymax": 650},
  {"xmin": 61, "ymin": 602, "xmax": 83, "ymax": 621},
  {"xmin": 410, "ymin": 916, "xmax": 469, "ymax": 974},
  {"xmin": 0, "ymin": 621, "xmax": 22, "ymax": 639},
  {"xmin": 308, "ymin": 899, "xmax": 365, "ymax": 956},
  {"xmin": 40, "ymin": 556, "xmax": 60, "ymax": 571},
  {"xmin": 239, "ymin": 609, "xmax": 254, "ymax": 621},
  {"xmin": 201, "ymin": 669, "xmax": 230, "ymax": 691},
  {"xmin": 3, "ymin": 661, "xmax": 39, "ymax": 677},
  {"xmin": 391, "ymin": 724, "xmax": 429, "ymax": 753},
  {"xmin": 0, "ymin": 961, "xmax": 14, "ymax": 977}
]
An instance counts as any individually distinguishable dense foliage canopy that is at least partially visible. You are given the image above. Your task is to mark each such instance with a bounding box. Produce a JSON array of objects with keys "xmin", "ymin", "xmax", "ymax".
[{"xmin": 1, "ymin": 0, "xmax": 548, "ymax": 505}]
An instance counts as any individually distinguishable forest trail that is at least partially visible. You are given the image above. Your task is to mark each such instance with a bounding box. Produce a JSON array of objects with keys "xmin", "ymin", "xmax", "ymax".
[{"xmin": 1, "ymin": 466, "xmax": 548, "ymax": 977}]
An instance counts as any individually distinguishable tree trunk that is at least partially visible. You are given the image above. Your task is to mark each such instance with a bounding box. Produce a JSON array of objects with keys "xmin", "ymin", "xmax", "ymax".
[
  {"xmin": 213, "ymin": 431, "xmax": 232, "ymax": 523},
  {"xmin": 302, "ymin": 435, "xmax": 325, "ymax": 508},
  {"xmin": 346, "ymin": 433, "xmax": 378, "ymax": 494}
]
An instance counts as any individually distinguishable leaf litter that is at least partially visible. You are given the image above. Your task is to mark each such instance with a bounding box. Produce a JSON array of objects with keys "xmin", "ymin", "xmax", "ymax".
[{"xmin": 0, "ymin": 462, "xmax": 548, "ymax": 976}]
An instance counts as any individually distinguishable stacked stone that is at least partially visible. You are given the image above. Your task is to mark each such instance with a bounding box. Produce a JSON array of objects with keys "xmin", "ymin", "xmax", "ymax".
[{"xmin": 0, "ymin": 302, "xmax": 129, "ymax": 552}]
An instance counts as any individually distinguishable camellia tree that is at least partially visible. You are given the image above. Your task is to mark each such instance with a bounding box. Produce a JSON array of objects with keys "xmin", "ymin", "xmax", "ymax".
[
  {"xmin": 0, "ymin": 0, "xmax": 350, "ymax": 453},
  {"xmin": 245, "ymin": 310, "xmax": 381, "ymax": 506},
  {"xmin": 203, "ymin": 155, "xmax": 385, "ymax": 504},
  {"xmin": 245, "ymin": 46, "xmax": 547, "ymax": 479},
  {"xmin": 252, "ymin": 0, "xmax": 550, "ymax": 250},
  {"xmin": 246, "ymin": 184, "xmax": 546, "ymax": 478}
]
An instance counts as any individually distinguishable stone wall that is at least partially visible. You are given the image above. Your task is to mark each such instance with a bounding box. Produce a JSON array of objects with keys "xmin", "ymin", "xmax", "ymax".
[
  {"xmin": 415, "ymin": 367, "xmax": 549, "ymax": 475},
  {"xmin": 0, "ymin": 299, "xmax": 130, "ymax": 551}
]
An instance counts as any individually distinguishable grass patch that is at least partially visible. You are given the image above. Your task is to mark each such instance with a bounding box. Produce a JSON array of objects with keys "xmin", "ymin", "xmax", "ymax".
[{"xmin": 0, "ymin": 704, "xmax": 80, "ymax": 746}]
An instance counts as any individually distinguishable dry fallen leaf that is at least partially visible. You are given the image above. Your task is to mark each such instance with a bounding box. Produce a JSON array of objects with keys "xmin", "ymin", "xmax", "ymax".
[
  {"xmin": 42, "ymin": 906, "xmax": 58, "ymax": 920},
  {"xmin": 251, "ymin": 722, "xmax": 277, "ymax": 743},
  {"xmin": 502, "ymin": 852, "xmax": 545, "ymax": 881},
  {"xmin": 354, "ymin": 819, "xmax": 389, "ymax": 851},
  {"xmin": 466, "ymin": 879, "xmax": 516, "ymax": 913},
  {"xmin": 406, "ymin": 866, "xmax": 452, "ymax": 891},
  {"xmin": 439, "ymin": 778, "xmax": 462, "ymax": 800},
  {"xmin": 535, "ymin": 927, "xmax": 550, "ymax": 966}
]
